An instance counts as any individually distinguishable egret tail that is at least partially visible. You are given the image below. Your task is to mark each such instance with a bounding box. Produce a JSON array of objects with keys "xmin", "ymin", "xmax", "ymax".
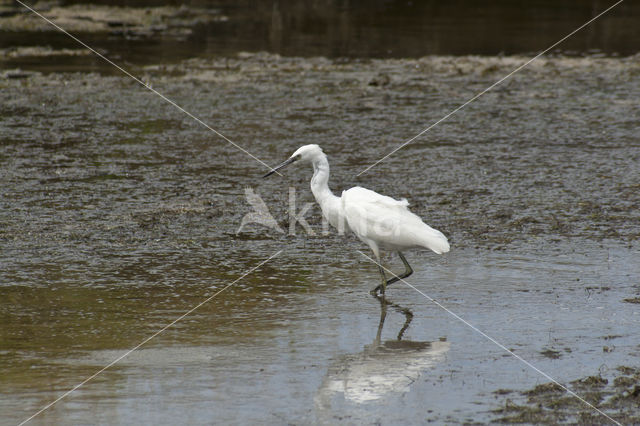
[{"xmin": 417, "ymin": 225, "xmax": 450, "ymax": 255}]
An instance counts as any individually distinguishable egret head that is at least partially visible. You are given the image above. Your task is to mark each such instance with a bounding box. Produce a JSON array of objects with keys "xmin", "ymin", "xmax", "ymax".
[{"xmin": 263, "ymin": 144, "xmax": 324, "ymax": 177}]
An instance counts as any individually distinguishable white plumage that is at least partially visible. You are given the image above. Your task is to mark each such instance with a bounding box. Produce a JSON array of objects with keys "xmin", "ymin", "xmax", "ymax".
[
  {"xmin": 264, "ymin": 144, "xmax": 450, "ymax": 294},
  {"xmin": 342, "ymin": 186, "xmax": 450, "ymax": 255}
]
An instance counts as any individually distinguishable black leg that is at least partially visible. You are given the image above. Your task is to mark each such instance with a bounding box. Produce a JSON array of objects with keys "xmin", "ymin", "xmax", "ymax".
[
  {"xmin": 396, "ymin": 305, "xmax": 414, "ymax": 341},
  {"xmin": 371, "ymin": 294, "xmax": 414, "ymax": 341},
  {"xmin": 372, "ymin": 252, "xmax": 414, "ymax": 294},
  {"xmin": 398, "ymin": 252, "xmax": 414, "ymax": 279},
  {"xmin": 373, "ymin": 294, "xmax": 389, "ymax": 345},
  {"xmin": 370, "ymin": 264, "xmax": 388, "ymax": 296}
]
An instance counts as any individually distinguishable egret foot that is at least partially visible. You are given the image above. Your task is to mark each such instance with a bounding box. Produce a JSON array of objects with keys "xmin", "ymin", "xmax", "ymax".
[
  {"xmin": 372, "ymin": 252, "xmax": 413, "ymax": 295},
  {"xmin": 371, "ymin": 264, "xmax": 389, "ymax": 296}
]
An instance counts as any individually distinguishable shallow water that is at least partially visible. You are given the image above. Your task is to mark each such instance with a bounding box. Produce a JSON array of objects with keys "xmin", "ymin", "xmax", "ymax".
[
  {"xmin": 2, "ymin": 242, "xmax": 640, "ymax": 424},
  {"xmin": 3, "ymin": 0, "xmax": 640, "ymax": 74},
  {"xmin": 2, "ymin": 2, "xmax": 640, "ymax": 425}
]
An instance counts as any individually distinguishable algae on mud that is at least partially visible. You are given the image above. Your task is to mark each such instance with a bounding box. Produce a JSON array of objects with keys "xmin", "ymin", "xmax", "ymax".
[
  {"xmin": 1, "ymin": 6, "xmax": 640, "ymax": 421},
  {"xmin": 2, "ymin": 51, "xmax": 639, "ymax": 424},
  {"xmin": 494, "ymin": 369, "xmax": 640, "ymax": 424}
]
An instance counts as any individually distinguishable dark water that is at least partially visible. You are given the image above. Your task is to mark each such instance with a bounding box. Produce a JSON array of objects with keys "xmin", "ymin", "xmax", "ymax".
[
  {"xmin": 2, "ymin": 2, "xmax": 640, "ymax": 425},
  {"xmin": 201, "ymin": 0, "xmax": 640, "ymax": 57},
  {"xmin": 2, "ymin": 0, "xmax": 640, "ymax": 74}
]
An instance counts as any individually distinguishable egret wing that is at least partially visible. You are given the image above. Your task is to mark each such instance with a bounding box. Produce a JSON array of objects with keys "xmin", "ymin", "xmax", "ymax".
[{"xmin": 342, "ymin": 187, "xmax": 449, "ymax": 254}]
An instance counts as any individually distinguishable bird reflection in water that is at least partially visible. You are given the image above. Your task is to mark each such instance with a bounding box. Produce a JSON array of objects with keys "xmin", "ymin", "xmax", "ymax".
[{"xmin": 315, "ymin": 296, "xmax": 450, "ymax": 409}]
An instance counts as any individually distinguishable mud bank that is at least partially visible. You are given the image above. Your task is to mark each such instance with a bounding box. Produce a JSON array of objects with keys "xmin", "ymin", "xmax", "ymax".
[{"xmin": 1, "ymin": 51, "xmax": 639, "ymax": 424}]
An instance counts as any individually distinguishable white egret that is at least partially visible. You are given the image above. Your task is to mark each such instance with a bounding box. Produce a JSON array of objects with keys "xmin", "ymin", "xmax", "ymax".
[{"xmin": 264, "ymin": 144, "xmax": 449, "ymax": 294}]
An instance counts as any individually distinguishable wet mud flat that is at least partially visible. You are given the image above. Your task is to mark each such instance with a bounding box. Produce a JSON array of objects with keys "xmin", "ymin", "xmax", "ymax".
[
  {"xmin": 494, "ymin": 368, "xmax": 640, "ymax": 424},
  {"xmin": 0, "ymin": 1, "xmax": 226, "ymax": 73},
  {"xmin": 1, "ymin": 53, "xmax": 640, "ymax": 424}
]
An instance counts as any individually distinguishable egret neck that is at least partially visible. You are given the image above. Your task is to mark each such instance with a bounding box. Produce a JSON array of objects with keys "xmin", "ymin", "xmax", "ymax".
[{"xmin": 310, "ymin": 152, "xmax": 343, "ymax": 231}]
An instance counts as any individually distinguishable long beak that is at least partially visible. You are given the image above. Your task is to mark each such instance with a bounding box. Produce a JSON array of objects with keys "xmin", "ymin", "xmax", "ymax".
[{"xmin": 263, "ymin": 156, "xmax": 297, "ymax": 178}]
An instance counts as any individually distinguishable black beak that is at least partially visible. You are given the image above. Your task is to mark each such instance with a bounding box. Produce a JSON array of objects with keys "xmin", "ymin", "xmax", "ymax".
[{"xmin": 263, "ymin": 156, "xmax": 297, "ymax": 178}]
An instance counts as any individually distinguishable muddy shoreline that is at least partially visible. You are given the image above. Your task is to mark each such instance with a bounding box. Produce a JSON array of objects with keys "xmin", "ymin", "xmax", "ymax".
[{"xmin": 2, "ymin": 6, "xmax": 640, "ymax": 424}]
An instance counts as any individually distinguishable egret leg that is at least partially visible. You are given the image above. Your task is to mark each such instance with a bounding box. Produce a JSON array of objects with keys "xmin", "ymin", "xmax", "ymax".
[
  {"xmin": 366, "ymin": 240, "xmax": 389, "ymax": 296},
  {"xmin": 372, "ymin": 252, "xmax": 414, "ymax": 294},
  {"xmin": 374, "ymin": 295, "xmax": 389, "ymax": 346},
  {"xmin": 396, "ymin": 305, "xmax": 413, "ymax": 341},
  {"xmin": 372, "ymin": 294, "xmax": 414, "ymax": 341},
  {"xmin": 398, "ymin": 252, "xmax": 414, "ymax": 279},
  {"xmin": 374, "ymin": 264, "xmax": 388, "ymax": 296}
]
